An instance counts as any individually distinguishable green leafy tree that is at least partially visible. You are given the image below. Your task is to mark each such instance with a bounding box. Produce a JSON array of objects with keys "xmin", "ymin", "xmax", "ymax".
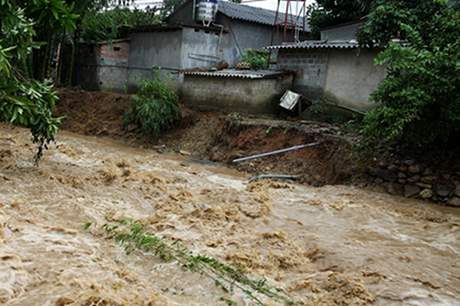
[
  {"xmin": 0, "ymin": 1, "xmax": 66, "ymax": 163},
  {"xmin": 357, "ymin": 0, "xmax": 443, "ymax": 48},
  {"xmin": 356, "ymin": 1, "xmax": 460, "ymax": 153},
  {"xmin": 22, "ymin": 0, "xmax": 79, "ymax": 81},
  {"xmin": 81, "ymin": 7, "xmax": 162, "ymax": 42},
  {"xmin": 307, "ymin": 0, "xmax": 370, "ymax": 39}
]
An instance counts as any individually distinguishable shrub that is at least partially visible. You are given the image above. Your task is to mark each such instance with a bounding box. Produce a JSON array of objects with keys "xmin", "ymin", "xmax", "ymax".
[
  {"xmin": 356, "ymin": 3, "xmax": 460, "ymax": 154},
  {"xmin": 124, "ymin": 71, "xmax": 181, "ymax": 139},
  {"xmin": 241, "ymin": 48, "xmax": 272, "ymax": 70}
]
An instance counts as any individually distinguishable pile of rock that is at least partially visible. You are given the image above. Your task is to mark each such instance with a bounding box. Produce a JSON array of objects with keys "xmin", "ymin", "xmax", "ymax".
[{"xmin": 369, "ymin": 159, "xmax": 460, "ymax": 207}]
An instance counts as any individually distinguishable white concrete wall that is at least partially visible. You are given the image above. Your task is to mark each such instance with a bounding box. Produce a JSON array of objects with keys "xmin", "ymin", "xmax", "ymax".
[
  {"xmin": 127, "ymin": 29, "xmax": 184, "ymax": 92},
  {"xmin": 324, "ymin": 49, "xmax": 385, "ymax": 111},
  {"xmin": 277, "ymin": 47, "xmax": 386, "ymax": 111},
  {"xmin": 181, "ymin": 27, "xmax": 222, "ymax": 69}
]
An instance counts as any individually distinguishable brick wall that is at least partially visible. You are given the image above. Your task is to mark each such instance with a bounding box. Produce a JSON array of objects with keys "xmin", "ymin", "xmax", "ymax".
[
  {"xmin": 100, "ymin": 42, "xmax": 130, "ymax": 60},
  {"xmin": 98, "ymin": 42, "xmax": 130, "ymax": 92},
  {"xmin": 74, "ymin": 41, "xmax": 130, "ymax": 92}
]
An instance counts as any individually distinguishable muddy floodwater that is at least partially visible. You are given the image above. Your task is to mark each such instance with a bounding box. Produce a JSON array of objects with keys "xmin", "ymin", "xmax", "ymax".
[{"xmin": 1, "ymin": 124, "xmax": 460, "ymax": 306}]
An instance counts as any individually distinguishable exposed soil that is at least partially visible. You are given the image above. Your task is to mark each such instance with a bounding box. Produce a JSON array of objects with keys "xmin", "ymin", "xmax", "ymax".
[
  {"xmin": 55, "ymin": 88, "xmax": 143, "ymax": 143},
  {"xmin": 55, "ymin": 87, "xmax": 368, "ymax": 187}
]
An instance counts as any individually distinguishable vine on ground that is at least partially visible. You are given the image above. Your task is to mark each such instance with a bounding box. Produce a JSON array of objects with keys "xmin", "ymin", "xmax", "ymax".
[{"xmin": 83, "ymin": 219, "xmax": 298, "ymax": 305}]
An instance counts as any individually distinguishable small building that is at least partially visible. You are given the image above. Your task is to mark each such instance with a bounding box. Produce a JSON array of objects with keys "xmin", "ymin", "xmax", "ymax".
[
  {"xmin": 126, "ymin": 0, "xmax": 307, "ymax": 92},
  {"xmin": 74, "ymin": 40, "xmax": 130, "ymax": 92},
  {"xmin": 160, "ymin": 0, "xmax": 307, "ymax": 68},
  {"xmin": 268, "ymin": 20, "xmax": 386, "ymax": 113},
  {"xmin": 73, "ymin": 0, "xmax": 307, "ymax": 94}
]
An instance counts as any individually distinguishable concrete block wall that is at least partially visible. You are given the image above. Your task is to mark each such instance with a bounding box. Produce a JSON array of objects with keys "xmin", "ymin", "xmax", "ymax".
[
  {"xmin": 182, "ymin": 74, "xmax": 293, "ymax": 114},
  {"xmin": 127, "ymin": 30, "xmax": 183, "ymax": 93},
  {"xmin": 181, "ymin": 27, "xmax": 222, "ymax": 69},
  {"xmin": 276, "ymin": 49, "xmax": 328, "ymax": 101}
]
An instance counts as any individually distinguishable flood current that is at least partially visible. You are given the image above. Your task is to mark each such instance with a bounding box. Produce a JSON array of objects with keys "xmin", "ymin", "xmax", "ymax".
[{"xmin": 1, "ymin": 125, "xmax": 459, "ymax": 305}]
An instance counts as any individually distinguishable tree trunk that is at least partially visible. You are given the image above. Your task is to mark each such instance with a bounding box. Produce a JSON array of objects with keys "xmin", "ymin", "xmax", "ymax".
[
  {"xmin": 40, "ymin": 35, "xmax": 52, "ymax": 81},
  {"xmin": 66, "ymin": 35, "xmax": 76, "ymax": 86}
]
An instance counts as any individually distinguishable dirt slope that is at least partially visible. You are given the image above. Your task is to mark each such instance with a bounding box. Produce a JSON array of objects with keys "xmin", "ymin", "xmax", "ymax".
[{"xmin": 54, "ymin": 87, "xmax": 367, "ymax": 186}]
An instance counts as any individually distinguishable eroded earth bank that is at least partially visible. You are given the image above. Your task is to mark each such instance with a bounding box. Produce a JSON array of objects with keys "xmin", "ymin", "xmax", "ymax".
[{"xmin": 1, "ymin": 89, "xmax": 460, "ymax": 305}]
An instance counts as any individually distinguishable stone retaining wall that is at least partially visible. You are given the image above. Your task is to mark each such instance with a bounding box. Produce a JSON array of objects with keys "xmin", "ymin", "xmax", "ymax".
[{"xmin": 370, "ymin": 159, "xmax": 460, "ymax": 207}]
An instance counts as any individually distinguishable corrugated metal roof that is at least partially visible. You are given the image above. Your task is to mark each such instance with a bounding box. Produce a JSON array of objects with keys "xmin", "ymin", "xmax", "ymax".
[
  {"xmin": 218, "ymin": 1, "xmax": 309, "ymax": 31},
  {"xmin": 181, "ymin": 69, "xmax": 290, "ymax": 79},
  {"xmin": 266, "ymin": 40, "xmax": 359, "ymax": 50},
  {"xmin": 321, "ymin": 23, "xmax": 362, "ymax": 42}
]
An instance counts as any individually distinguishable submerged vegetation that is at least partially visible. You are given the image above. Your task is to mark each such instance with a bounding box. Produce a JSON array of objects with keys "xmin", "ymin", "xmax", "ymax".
[{"xmin": 84, "ymin": 218, "xmax": 298, "ymax": 305}]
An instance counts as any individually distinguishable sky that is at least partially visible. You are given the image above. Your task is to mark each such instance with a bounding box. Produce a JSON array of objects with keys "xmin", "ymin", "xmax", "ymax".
[
  {"xmin": 243, "ymin": 0, "xmax": 315, "ymax": 13},
  {"xmin": 131, "ymin": 0, "xmax": 316, "ymax": 14}
]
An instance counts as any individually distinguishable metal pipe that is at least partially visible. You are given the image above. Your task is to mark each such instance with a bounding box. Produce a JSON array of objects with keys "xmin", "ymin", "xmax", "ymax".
[
  {"xmin": 324, "ymin": 102, "xmax": 366, "ymax": 115},
  {"xmin": 212, "ymin": 22, "xmax": 224, "ymax": 62},
  {"xmin": 233, "ymin": 142, "xmax": 321, "ymax": 163}
]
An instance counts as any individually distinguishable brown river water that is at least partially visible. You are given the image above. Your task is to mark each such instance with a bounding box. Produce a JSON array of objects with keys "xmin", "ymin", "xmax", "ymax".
[{"xmin": 1, "ymin": 124, "xmax": 459, "ymax": 306}]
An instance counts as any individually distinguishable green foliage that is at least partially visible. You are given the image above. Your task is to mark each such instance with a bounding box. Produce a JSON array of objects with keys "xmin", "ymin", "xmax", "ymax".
[
  {"xmin": 85, "ymin": 218, "xmax": 298, "ymax": 305},
  {"xmin": 241, "ymin": 49, "xmax": 272, "ymax": 70},
  {"xmin": 356, "ymin": 2, "xmax": 460, "ymax": 154},
  {"xmin": 27, "ymin": 0, "xmax": 78, "ymax": 34},
  {"xmin": 265, "ymin": 126, "xmax": 273, "ymax": 137},
  {"xmin": 81, "ymin": 7, "xmax": 162, "ymax": 42},
  {"xmin": 357, "ymin": 0, "xmax": 443, "ymax": 48},
  {"xmin": 0, "ymin": 79, "xmax": 65, "ymax": 162},
  {"xmin": 1, "ymin": 0, "xmax": 146, "ymax": 162},
  {"xmin": 0, "ymin": 1, "xmax": 66, "ymax": 163},
  {"xmin": 22, "ymin": 0, "xmax": 78, "ymax": 81},
  {"xmin": 307, "ymin": 0, "xmax": 369, "ymax": 39},
  {"xmin": 124, "ymin": 71, "xmax": 181, "ymax": 139},
  {"xmin": 219, "ymin": 297, "xmax": 237, "ymax": 305},
  {"xmin": 163, "ymin": 0, "xmax": 185, "ymax": 15}
]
